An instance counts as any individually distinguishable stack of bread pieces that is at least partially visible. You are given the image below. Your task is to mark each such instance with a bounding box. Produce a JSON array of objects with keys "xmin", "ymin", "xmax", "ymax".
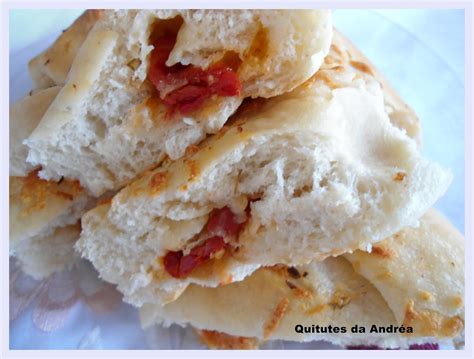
[{"xmin": 10, "ymin": 10, "xmax": 464, "ymax": 349}]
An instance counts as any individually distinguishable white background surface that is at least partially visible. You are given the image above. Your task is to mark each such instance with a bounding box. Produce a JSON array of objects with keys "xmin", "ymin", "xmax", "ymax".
[{"xmin": 8, "ymin": 9, "xmax": 465, "ymax": 349}]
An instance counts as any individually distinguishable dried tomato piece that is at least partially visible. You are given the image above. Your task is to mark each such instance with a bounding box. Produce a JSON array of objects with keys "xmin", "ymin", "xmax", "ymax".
[
  {"xmin": 163, "ymin": 206, "xmax": 248, "ymax": 278},
  {"xmin": 163, "ymin": 236, "xmax": 226, "ymax": 278},
  {"xmin": 162, "ymin": 85, "xmax": 209, "ymax": 114},
  {"xmin": 206, "ymin": 206, "xmax": 245, "ymax": 237},
  {"xmin": 148, "ymin": 34, "xmax": 241, "ymax": 116},
  {"xmin": 190, "ymin": 235, "xmax": 226, "ymax": 258},
  {"xmin": 207, "ymin": 64, "xmax": 242, "ymax": 96},
  {"xmin": 177, "ymin": 252, "xmax": 201, "ymax": 278},
  {"xmin": 162, "ymin": 250, "xmax": 183, "ymax": 279}
]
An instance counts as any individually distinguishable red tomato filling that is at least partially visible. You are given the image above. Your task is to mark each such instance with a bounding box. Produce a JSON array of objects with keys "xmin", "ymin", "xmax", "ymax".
[
  {"xmin": 148, "ymin": 34, "xmax": 241, "ymax": 115},
  {"xmin": 206, "ymin": 206, "xmax": 244, "ymax": 237},
  {"xmin": 163, "ymin": 206, "xmax": 246, "ymax": 278}
]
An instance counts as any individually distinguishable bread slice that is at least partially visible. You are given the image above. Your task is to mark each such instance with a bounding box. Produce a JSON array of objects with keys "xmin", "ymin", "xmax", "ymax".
[
  {"xmin": 142, "ymin": 257, "xmax": 399, "ymax": 347},
  {"xmin": 139, "ymin": 210, "xmax": 464, "ymax": 349},
  {"xmin": 343, "ymin": 209, "xmax": 464, "ymax": 339},
  {"xmin": 28, "ymin": 10, "xmax": 103, "ymax": 89},
  {"xmin": 76, "ymin": 46, "xmax": 451, "ymax": 306},
  {"xmin": 331, "ymin": 29, "xmax": 421, "ymax": 145},
  {"xmin": 9, "ymin": 171, "xmax": 93, "ymax": 278},
  {"xmin": 9, "ymin": 83, "xmax": 96, "ymax": 278},
  {"xmin": 10, "ymin": 86, "xmax": 60, "ymax": 176},
  {"xmin": 13, "ymin": 224, "xmax": 81, "ymax": 279},
  {"xmin": 25, "ymin": 10, "xmax": 332, "ymax": 196}
]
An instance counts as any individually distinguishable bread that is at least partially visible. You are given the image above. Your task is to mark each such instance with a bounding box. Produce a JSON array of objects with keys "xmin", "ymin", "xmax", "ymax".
[
  {"xmin": 76, "ymin": 46, "xmax": 451, "ymax": 306},
  {"xmin": 331, "ymin": 29, "xmax": 421, "ymax": 145},
  {"xmin": 343, "ymin": 210, "xmax": 464, "ymax": 338},
  {"xmin": 10, "ymin": 11, "xmax": 461, "ymax": 351},
  {"xmin": 141, "ymin": 257, "xmax": 399, "ymax": 347},
  {"xmin": 9, "ymin": 86, "xmax": 60, "ymax": 176},
  {"xmin": 28, "ymin": 10, "xmax": 103, "ymax": 89},
  {"xmin": 139, "ymin": 210, "xmax": 464, "ymax": 349},
  {"xmin": 9, "ymin": 82, "xmax": 94, "ymax": 278},
  {"xmin": 9, "ymin": 171, "xmax": 92, "ymax": 278},
  {"xmin": 13, "ymin": 224, "xmax": 81, "ymax": 279},
  {"xmin": 195, "ymin": 330, "xmax": 259, "ymax": 349},
  {"xmin": 25, "ymin": 10, "xmax": 332, "ymax": 196}
]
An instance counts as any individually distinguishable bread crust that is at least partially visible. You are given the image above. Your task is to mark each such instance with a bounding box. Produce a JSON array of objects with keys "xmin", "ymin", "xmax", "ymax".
[
  {"xmin": 9, "ymin": 171, "xmax": 93, "ymax": 278},
  {"xmin": 28, "ymin": 10, "xmax": 103, "ymax": 89},
  {"xmin": 9, "ymin": 171, "xmax": 85, "ymax": 249},
  {"xmin": 344, "ymin": 209, "xmax": 464, "ymax": 339},
  {"xmin": 9, "ymin": 86, "xmax": 60, "ymax": 176},
  {"xmin": 331, "ymin": 29, "xmax": 421, "ymax": 145}
]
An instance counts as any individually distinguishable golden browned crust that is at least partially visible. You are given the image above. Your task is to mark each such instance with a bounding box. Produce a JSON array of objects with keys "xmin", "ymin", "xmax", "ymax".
[
  {"xmin": 12, "ymin": 169, "xmax": 83, "ymax": 216},
  {"xmin": 393, "ymin": 172, "xmax": 407, "ymax": 182},
  {"xmin": 185, "ymin": 159, "xmax": 200, "ymax": 182},
  {"xmin": 418, "ymin": 290, "xmax": 433, "ymax": 302},
  {"xmin": 184, "ymin": 144, "xmax": 200, "ymax": 157},
  {"xmin": 371, "ymin": 245, "xmax": 395, "ymax": 258},
  {"xmin": 285, "ymin": 280, "xmax": 313, "ymax": 300},
  {"xmin": 97, "ymin": 196, "xmax": 113, "ymax": 206},
  {"xmin": 311, "ymin": 71, "xmax": 344, "ymax": 90},
  {"xmin": 349, "ymin": 60, "xmax": 374, "ymax": 76},
  {"xmin": 262, "ymin": 297, "xmax": 290, "ymax": 339},
  {"xmin": 196, "ymin": 329, "xmax": 259, "ymax": 349},
  {"xmin": 305, "ymin": 287, "xmax": 355, "ymax": 315},
  {"xmin": 215, "ymin": 125, "xmax": 231, "ymax": 140},
  {"xmin": 267, "ymin": 264, "xmax": 308, "ymax": 279},
  {"xmin": 403, "ymin": 299, "xmax": 464, "ymax": 338},
  {"xmin": 149, "ymin": 171, "xmax": 169, "ymax": 194}
]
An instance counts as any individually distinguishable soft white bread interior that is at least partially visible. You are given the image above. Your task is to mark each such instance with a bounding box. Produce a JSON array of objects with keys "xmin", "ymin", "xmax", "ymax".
[
  {"xmin": 9, "ymin": 86, "xmax": 60, "ymax": 176},
  {"xmin": 13, "ymin": 223, "xmax": 81, "ymax": 279},
  {"xmin": 9, "ymin": 171, "xmax": 93, "ymax": 278},
  {"xmin": 76, "ymin": 50, "xmax": 451, "ymax": 306},
  {"xmin": 28, "ymin": 10, "xmax": 103, "ymax": 89},
  {"xmin": 140, "ymin": 210, "xmax": 464, "ymax": 348},
  {"xmin": 25, "ymin": 10, "xmax": 332, "ymax": 196}
]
